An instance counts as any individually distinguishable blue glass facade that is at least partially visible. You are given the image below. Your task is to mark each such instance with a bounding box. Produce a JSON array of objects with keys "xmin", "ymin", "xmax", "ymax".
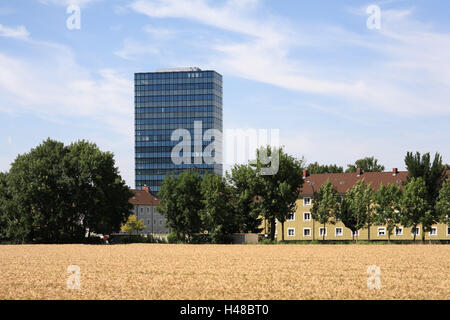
[{"xmin": 135, "ymin": 68, "xmax": 223, "ymax": 192}]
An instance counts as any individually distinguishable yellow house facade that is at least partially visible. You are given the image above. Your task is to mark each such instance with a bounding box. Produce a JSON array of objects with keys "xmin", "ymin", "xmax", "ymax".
[{"xmin": 269, "ymin": 169, "xmax": 450, "ymax": 241}]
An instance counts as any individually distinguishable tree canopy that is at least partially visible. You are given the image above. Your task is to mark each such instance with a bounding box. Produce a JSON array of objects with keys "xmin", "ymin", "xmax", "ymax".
[
  {"xmin": 252, "ymin": 146, "xmax": 304, "ymax": 241},
  {"xmin": 374, "ymin": 183, "xmax": 403, "ymax": 243},
  {"xmin": 307, "ymin": 162, "xmax": 344, "ymax": 174},
  {"xmin": 346, "ymin": 157, "xmax": 385, "ymax": 173},
  {"xmin": 0, "ymin": 138, "xmax": 133, "ymax": 243},
  {"xmin": 158, "ymin": 170, "xmax": 203, "ymax": 243},
  {"xmin": 404, "ymin": 151, "xmax": 446, "ymax": 237},
  {"xmin": 400, "ymin": 177, "xmax": 430, "ymax": 242},
  {"xmin": 310, "ymin": 179, "xmax": 339, "ymax": 240}
]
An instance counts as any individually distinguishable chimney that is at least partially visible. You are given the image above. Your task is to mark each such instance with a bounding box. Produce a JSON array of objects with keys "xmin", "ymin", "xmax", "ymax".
[
  {"xmin": 142, "ymin": 185, "xmax": 150, "ymax": 193},
  {"xmin": 357, "ymin": 168, "xmax": 363, "ymax": 176},
  {"xmin": 302, "ymin": 170, "xmax": 309, "ymax": 179},
  {"xmin": 392, "ymin": 168, "xmax": 398, "ymax": 176}
]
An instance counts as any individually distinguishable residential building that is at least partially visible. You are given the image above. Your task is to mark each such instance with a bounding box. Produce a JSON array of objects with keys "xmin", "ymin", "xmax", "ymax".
[
  {"xmin": 135, "ymin": 67, "xmax": 223, "ymax": 193},
  {"xmin": 270, "ymin": 169, "xmax": 450, "ymax": 241},
  {"xmin": 129, "ymin": 185, "xmax": 169, "ymax": 234}
]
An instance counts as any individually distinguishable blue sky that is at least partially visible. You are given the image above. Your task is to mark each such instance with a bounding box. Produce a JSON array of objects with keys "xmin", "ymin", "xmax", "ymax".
[{"xmin": 1, "ymin": 0, "xmax": 449, "ymax": 187}]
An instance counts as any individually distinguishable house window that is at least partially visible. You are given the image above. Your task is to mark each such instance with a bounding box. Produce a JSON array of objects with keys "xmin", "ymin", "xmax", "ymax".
[
  {"xmin": 303, "ymin": 212, "xmax": 311, "ymax": 221},
  {"xmin": 395, "ymin": 227, "xmax": 403, "ymax": 236},
  {"xmin": 319, "ymin": 227, "xmax": 327, "ymax": 237},
  {"xmin": 288, "ymin": 228, "xmax": 295, "ymax": 237},
  {"xmin": 287, "ymin": 212, "xmax": 295, "ymax": 221},
  {"xmin": 303, "ymin": 197, "xmax": 311, "ymax": 206},
  {"xmin": 447, "ymin": 226, "xmax": 450, "ymax": 236},
  {"xmin": 352, "ymin": 230, "xmax": 360, "ymax": 237},
  {"xmin": 147, "ymin": 207, "xmax": 150, "ymax": 212},
  {"xmin": 429, "ymin": 227, "xmax": 437, "ymax": 236},
  {"xmin": 411, "ymin": 227, "xmax": 420, "ymax": 236},
  {"xmin": 160, "ymin": 220, "xmax": 162, "ymax": 225},
  {"xmin": 378, "ymin": 227, "xmax": 386, "ymax": 236},
  {"xmin": 140, "ymin": 207, "xmax": 143, "ymax": 212},
  {"xmin": 303, "ymin": 228, "xmax": 311, "ymax": 237},
  {"xmin": 335, "ymin": 227, "xmax": 343, "ymax": 237}
]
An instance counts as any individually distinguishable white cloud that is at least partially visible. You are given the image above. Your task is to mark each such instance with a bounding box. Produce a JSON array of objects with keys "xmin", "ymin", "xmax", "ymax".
[
  {"xmin": 114, "ymin": 38, "xmax": 160, "ymax": 60},
  {"xmin": 0, "ymin": 24, "xmax": 29, "ymax": 40},
  {"xmin": 143, "ymin": 25, "xmax": 176, "ymax": 39},
  {"xmin": 0, "ymin": 41, "xmax": 133, "ymax": 136},
  {"xmin": 130, "ymin": 0, "xmax": 450, "ymax": 117}
]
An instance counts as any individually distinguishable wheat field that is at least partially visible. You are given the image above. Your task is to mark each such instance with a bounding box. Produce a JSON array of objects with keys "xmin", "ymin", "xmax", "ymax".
[{"xmin": 0, "ymin": 244, "xmax": 448, "ymax": 299}]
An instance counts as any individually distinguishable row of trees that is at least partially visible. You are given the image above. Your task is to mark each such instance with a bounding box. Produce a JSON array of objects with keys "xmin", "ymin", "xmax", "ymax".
[
  {"xmin": 311, "ymin": 152, "xmax": 449, "ymax": 243},
  {"xmin": 159, "ymin": 150, "xmax": 449, "ymax": 244},
  {"xmin": 0, "ymin": 139, "xmax": 134, "ymax": 243},
  {"xmin": 158, "ymin": 147, "xmax": 305, "ymax": 243},
  {"xmin": 306, "ymin": 156, "xmax": 385, "ymax": 174}
]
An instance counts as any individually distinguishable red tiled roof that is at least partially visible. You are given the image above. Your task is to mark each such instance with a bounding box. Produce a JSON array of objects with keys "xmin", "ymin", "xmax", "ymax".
[
  {"xmin": 129, "ymin": 189, "xmax": 160, "ymax": 206},
  {"xmin": 301, "ymin": 171, "xmax": 409, "ymax": 195}
]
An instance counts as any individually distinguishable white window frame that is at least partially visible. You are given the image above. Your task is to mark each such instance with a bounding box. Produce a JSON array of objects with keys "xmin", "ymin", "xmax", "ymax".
[
  {"xmin": 287, "ymin": 228, "xmax": 295, "ymax": 237},
  {"xmin": 429, "ymin": 227, "xmax": 438, "ymax": 237},
  {"xmin": 319, "ymin": 227, "xmax": 327, "ymax": 237},
  {"xmin": 411, "ymin": 227, "xmax": 420, "ymax": 237},
  {"xmin": 303, "ymin": 228, "xmax": 311, "ymax": 237},
  {"xmin": 287, "ymin": 212, "xmax": 295, "ymax": 221},
  {"xmin": 303, "ymin": 212, "xmax": 311, "ymax": 221},
  {"xmin": 447, "ymin": 226, "xmax": 450, "ymax": 237},
  {"xmin": 352, "ymin": 230, "xmax": 360, "ymax": 237},
  {"xmin": 395, "ymin": 226, "xmax": 403, "ymax": 236},
  {"xmin": 303, "ymin": 197, "xmax": 311, "ymax": 206},
  {"xmin": 377, "ymin": 227, "xmax": 386, "ymax": 237},
  {"xmin": 335, "ymin": 227, "xmax": 343, "ymax": 237}
]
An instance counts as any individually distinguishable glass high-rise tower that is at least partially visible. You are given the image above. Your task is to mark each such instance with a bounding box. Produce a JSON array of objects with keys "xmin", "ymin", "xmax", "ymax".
[{"xmin": 135, "ymin": 67, "xmax": 223, "ymax": 193}]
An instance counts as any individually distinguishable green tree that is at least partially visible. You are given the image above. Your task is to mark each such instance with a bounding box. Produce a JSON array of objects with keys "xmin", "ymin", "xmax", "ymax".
[
  {"xmin": 337, "ymin": 196, "xmax": 358, "ymax": 241},
  {"xmin": 404, "ymin": 152, "xmax": 446, "ymax": 240},
  {"xmin": 400, "ymin": 177, "xmax": 430, "ymax": 242},
  {"xmin": 307, "ymin": 162, "xmax": 344, "ymax": 174},
  {"xmin": 344, "ymin": 179, "xmax": 374, "ymax": 243},
  {"xmin": 3, "ymin": 138, "xmax": 133, "ymax": 243},
  {"xmin": 158, "ymin": 170, "xmax": 203, "ymax": 243},
  {"xmin": 436, "ymin": 178, "xmax": 450, "ymax": 225},
  {"xmin": 346, "ymin": 156, "xmax": 385, "ymax": 173},
  {"xmin": 120, "ymin": 215, "xmax": 146, "ymax": 235},
  {"xmin": 0, "ymin": 172, "xmax": 10, "ymax": 240},
  {"xmin": 310, "ymin": 179, "xmax": 339, "ymax": 241},
  {"xmin": 252, "ymin": 146, "xmax": 304, "ymax": 241},
  {"xmin": 6, "ymin": 139, "xmax": 74, "ymax": 243},
  {"xmin": 227, "ymin": 164, "xmax": 262, "ymax": 233},
  {"xmin": 374, "ymin": 183, "xmax": 403, "ymax": 243},
  {"xmin": 66, "ymin": 140, "xmax": 133, "ymax": 238},
  {"xmin": 201, "ymin": 173, "xmax": 238, "ymax": 243}
]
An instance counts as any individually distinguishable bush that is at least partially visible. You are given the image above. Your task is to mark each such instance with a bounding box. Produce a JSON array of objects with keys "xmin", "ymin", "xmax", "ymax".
[
  {"xmin": 258, "ymin": 238, "xmax": 276, "ymax": 244},
  {"xmin": 191, "ymin": 233, "xmax": 212, "ymax": 244},
  {"xmin": 167, "ymin": 232, "xmax": 179, "ymax": 244},
  {"xmin": 109, "ymin": 234, "xmax": 168, "ymax": 244},
  {"xmin": 84, "ymin": 236, "xmax": 106, "ymax": 245}
]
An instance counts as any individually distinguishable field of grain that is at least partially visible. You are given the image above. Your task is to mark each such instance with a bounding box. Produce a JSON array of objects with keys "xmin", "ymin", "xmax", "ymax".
[{"xmin": 0, "ymin": 244, "xmax": 449, "ymax": 299}]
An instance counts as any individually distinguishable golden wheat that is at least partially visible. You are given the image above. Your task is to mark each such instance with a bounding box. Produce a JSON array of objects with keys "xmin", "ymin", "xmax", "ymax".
[{"xmin": 0, "ymin": 244, "xmax": 448, "ymax": 299}]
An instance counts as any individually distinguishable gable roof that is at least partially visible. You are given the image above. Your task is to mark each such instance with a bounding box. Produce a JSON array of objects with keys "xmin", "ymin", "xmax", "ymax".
[
  {"xmin": 129, "ymin": 189, "xmax": 160, "ymax": 206},
  {"xmin": 301, "ymin": 171, "xmax": 409, "ymax": 195}
]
